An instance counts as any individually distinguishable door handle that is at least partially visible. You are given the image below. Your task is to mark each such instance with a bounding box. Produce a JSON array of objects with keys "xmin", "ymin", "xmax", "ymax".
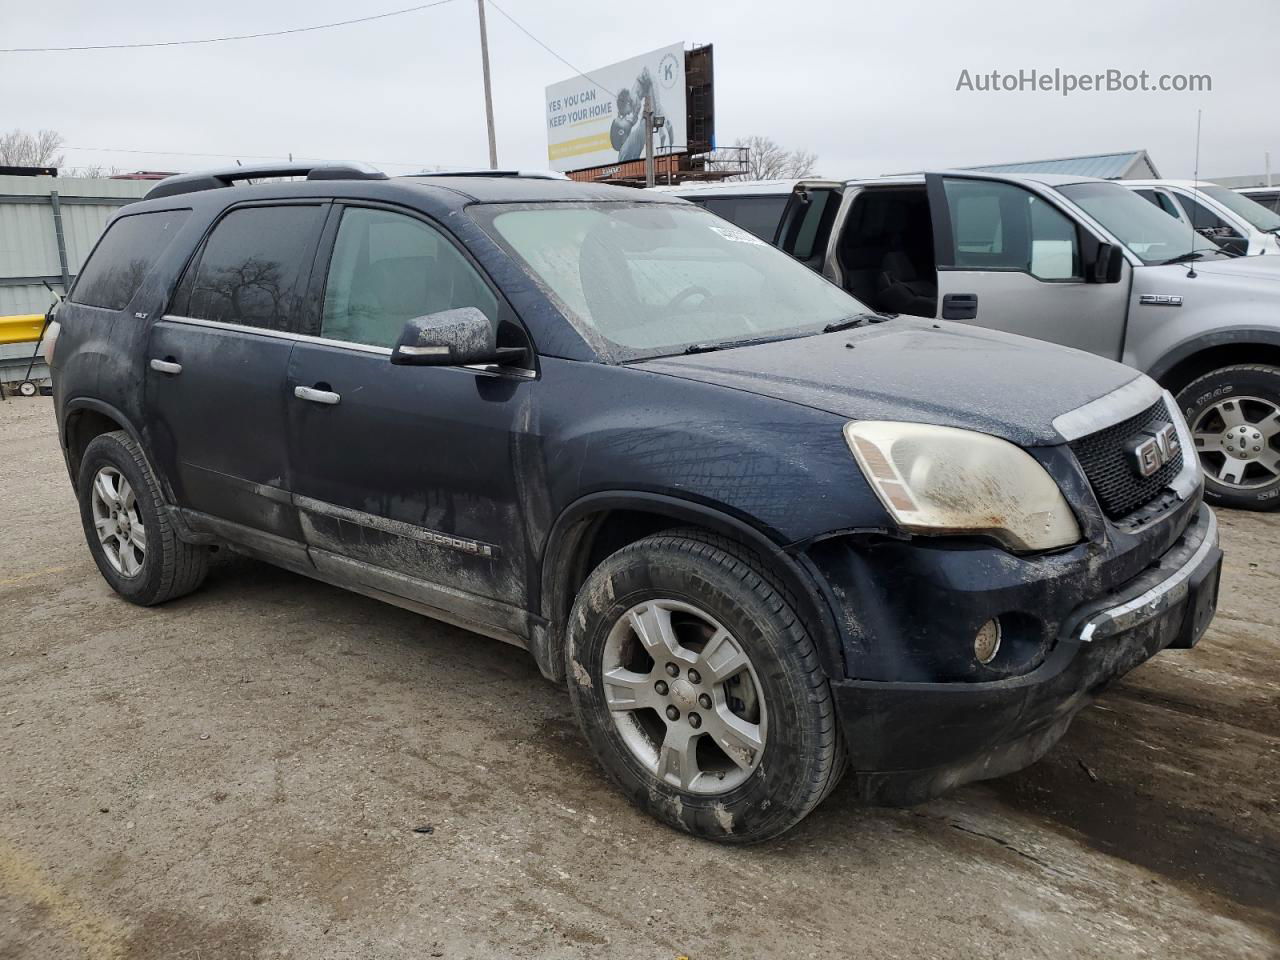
[
  {"xmin": 294, "ymin": 385, "xmax": 341, "ymax": 406},
  {"xmin": 149, "ymin": 358, "xmax": 182, "ymax": 375},
  {"xmin": 941, "ymin": 293, "xmax": 979, "ymax": 321}
]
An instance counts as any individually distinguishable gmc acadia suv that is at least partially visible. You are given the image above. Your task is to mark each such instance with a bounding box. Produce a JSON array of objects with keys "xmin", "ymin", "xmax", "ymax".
[{"xmin": 46, "ymin": 163, "xmax": 1222, "ymax": 842}]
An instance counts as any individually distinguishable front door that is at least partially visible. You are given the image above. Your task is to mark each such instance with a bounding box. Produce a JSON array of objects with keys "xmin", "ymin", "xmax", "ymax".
[
  {"xmin": 775, "ymin": 180, "xmax": 844, "ymax": 272},
  {"xmin": 146, "ymin": 202, "xmax": 326, "ymax": 547},
  {"xmin": 925, "ymin": 174, "xmax": 1130, "ymax": 359},
  {"xmin": 285, "ymin": 204, "xmax": 539, "ymax": 642}
]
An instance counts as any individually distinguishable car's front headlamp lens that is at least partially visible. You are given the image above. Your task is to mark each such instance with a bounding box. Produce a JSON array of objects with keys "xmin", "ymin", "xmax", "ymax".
[{"xmin": 844, "ymin": 421, "xmax": 1081, "ymax": 552}]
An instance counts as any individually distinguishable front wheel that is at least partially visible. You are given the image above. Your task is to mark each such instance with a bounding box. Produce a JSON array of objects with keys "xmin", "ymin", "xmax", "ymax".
[
  {"xmin": 565, "ymin": 529, "xmax": 845, "ymax": 843},
  {"xmin": 1177, "ymin": 364, "xmax": 1280, "ymax": 511}
]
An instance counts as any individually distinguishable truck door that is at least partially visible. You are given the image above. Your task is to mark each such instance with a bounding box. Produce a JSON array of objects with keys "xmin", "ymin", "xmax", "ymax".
[
  {"xmin": 775, "ymin": 181, "xmax": 844, "ymax": 272},
  {"xmin": 925, "ymin": 174, "xmax": 1130, "ymax": 359}
]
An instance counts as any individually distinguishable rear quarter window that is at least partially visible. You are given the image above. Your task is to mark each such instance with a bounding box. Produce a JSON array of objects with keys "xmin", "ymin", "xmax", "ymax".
[{"xmin": 70, "ymin": 209, "xmax": 191, "ymax": 310}]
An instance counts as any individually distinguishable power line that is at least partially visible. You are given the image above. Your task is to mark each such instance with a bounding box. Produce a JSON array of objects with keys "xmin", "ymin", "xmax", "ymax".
[
  {"xmin": 484, "ymin": 0, "xmax": 615, "ymax": 97},
  {"xmin": 0, "ymin": 0, "xmax": 457, "ymax": 53}
]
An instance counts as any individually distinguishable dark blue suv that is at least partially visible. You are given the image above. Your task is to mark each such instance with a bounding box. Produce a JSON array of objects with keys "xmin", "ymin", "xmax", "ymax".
[{"xmin": 46, "ymin": 164, "xmax": 1222, "ymax": 842}]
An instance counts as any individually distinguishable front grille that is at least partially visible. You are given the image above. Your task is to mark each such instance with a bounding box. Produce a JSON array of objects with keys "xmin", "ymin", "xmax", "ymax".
[{"xmin": 1069, "ymin": 399, "xmax": 1184, "ymax": 521}]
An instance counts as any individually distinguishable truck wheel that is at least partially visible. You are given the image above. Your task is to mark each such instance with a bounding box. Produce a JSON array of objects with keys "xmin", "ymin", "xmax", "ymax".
[
  {"xmin": 565, "ymin": 529, "xmax": 845, "ymax": 843},
  {"xmin": 77, "ymin": 430, "xmax": 210, "ymax": 605},
  {"xmin": 1177, "ymin": 364, "xmax": 1280, "ymax": 511}
]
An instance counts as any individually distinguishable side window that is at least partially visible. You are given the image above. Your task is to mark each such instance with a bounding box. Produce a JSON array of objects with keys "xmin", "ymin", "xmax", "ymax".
[
  {"xmin": 1136, "ymin": 189, "xmax": 1183, "ymax": 220},
  {"xmin": 703, "ymin": 195, "xmax": 788, "ymax": 242},
  {"xmin": 1178, "ymin": 194, "xmax": 1237, "ymax": 236},
  {"xmin": 71, "ymin": 209, "xmax": 190, "ymax": 310},
  {"xmin": 320, "ymin": 208, "xmax": 498, "ymax": 349},
  {"xmin": 943, "ymin": 179, "xmax": 1081, "ymax": 280},
  {"xmin": 177, "ymin": 205, "xmax": 323, "ymax": 331}
]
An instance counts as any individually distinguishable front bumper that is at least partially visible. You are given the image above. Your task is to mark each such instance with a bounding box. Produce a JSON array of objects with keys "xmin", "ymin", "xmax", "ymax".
[{"xmin": 830, "ymin": 505, "xmax": 1222, "ymax": 805}]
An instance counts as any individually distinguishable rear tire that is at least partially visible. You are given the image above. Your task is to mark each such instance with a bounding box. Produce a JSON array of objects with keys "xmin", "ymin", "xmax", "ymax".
[
  {"xmin": 77, "ymin": 430, "xmax": 210, "ymax": 605},
  {"xmin": 565, "ymin": 528, "xmax": 845, "ymax": 843},
  {"xmin": 1176, "ymin": 364, "xmax": 1280, "ymax": 511}
]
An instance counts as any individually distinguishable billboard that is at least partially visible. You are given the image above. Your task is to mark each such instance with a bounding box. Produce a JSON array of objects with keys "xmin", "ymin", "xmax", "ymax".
[{"xmin": 545, "ymin": 43, "xmax": 687, "ymax": 173}]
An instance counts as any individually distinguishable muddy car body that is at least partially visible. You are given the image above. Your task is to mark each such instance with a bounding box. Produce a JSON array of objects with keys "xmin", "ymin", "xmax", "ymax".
[{"xmin": 47, "ymin": 165, "xmax": 1221, "ymax": 841}]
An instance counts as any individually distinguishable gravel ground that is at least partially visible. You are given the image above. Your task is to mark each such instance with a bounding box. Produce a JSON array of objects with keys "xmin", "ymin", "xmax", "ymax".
[{"xmin": 1, "ymin": 395, "xmax": 1277, "ymax": 960}]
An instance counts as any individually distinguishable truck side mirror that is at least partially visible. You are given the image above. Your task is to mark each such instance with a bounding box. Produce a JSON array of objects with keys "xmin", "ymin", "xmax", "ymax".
[
  {"xmin": 1090, "ymin": 243, "xmax": 1124, "ymax": 283},
  {"xmin": 391, "ymin": 307, "xmax": 524, "ymax": 367}
]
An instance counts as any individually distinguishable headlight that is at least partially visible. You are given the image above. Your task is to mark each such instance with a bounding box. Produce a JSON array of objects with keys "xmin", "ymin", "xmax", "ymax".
[{"xmin": 844, "ymin": 421, "xmax": 1081, "ymax": 552}]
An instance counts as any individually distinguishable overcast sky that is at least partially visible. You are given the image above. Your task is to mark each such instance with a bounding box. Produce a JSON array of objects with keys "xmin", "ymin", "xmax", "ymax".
[{"xmin": 2, "ymin": 0, "xmax": 1277, "ymax": 180}]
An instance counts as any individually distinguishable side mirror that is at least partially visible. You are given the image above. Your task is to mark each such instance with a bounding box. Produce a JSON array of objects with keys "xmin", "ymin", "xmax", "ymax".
[
  {"xmin": 391, "ymin": 307, "xmax": 522, "ymax": 367},
  {"xmin": 1090, "ymin": 242, "xmax": 1124, "ymax": 283}
]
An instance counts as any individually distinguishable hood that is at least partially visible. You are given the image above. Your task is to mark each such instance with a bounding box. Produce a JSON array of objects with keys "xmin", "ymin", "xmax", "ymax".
[
  {"xmin": 634, "ymin": 318, "xmax": 1141, "ymax": 447},
  {"xmin": 1184, "ymin": 254, "xmax": 1280, "ymax": 282}
]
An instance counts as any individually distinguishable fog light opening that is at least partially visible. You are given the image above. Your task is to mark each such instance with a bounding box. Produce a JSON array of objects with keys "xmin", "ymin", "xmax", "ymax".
[{"xmin": 974, "ymin": 618, "xmax": 1002, "ymax": 665}]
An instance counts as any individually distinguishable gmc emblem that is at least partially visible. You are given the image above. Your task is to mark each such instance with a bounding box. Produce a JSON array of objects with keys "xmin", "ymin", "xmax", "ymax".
[{"xmin": 1127, "ymin": 422, "xmax": 1180, "ymax": 477}]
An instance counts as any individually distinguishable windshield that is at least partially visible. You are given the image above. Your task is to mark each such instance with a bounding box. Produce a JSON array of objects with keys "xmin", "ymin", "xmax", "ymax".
[
  {"xmin": 474, "ymin": 202, "xmax": 866, "ymax": 359},
  {"xmin": 1198, "ymin": 185, "xmax": 1280, "ymax": 232},
  {"xmin": 1057, "ymin": 181, "xmax": 1223, "ymax": 265}
]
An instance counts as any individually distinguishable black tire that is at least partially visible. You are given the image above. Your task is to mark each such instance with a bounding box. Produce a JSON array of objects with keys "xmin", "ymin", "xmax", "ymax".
[
  {"xmin": 77, "ymin": 430, "xmax": 210, "ymax": 605},
  {"xmin": 1176, "ymin": 364, "xmax": 1280, "ymax": 512},
  {"xmin": 565, "ymin": 528, "xmax": 845, "ymax": 844}
]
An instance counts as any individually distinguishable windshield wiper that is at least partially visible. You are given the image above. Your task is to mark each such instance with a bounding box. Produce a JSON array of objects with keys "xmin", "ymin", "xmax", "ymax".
[
  {"xmin": 683, "ymin": 333, "xmax": 805, "ymax": 354},
  {"xmin": 823, "ymin": 312, "xmax": 896, "ymax": 333},
  {"xmin": 1157, "ymin": 251, "xmax": 1207, "ymax": 266}
]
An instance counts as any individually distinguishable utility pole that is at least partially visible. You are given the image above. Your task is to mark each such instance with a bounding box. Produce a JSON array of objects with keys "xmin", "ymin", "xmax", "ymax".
[
  {"xmin": 643, "ymin": 97, "xmax": 655, "ymax": 187},
  {"xmin": 476, "ymin": 0, "xmax": 498, "ymax": 168},
  {"xmin": 1267, "ymin": 151, "xmax": 1272, "ymax": 188}
]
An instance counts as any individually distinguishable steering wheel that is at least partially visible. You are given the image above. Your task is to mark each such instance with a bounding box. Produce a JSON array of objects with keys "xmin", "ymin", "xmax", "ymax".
[{"xmin": 666, "ymin": 286, "xmax": 712, "ymax": 311}]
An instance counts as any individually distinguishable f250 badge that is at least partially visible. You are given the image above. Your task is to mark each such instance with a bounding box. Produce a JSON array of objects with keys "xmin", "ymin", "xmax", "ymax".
[{"xmin": 1127, "ymin": 422, "xmax": 1181, "ymax": 477}]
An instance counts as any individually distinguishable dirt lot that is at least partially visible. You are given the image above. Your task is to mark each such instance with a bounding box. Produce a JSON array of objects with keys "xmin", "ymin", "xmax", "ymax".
[{"xmin": 1, "ymin": 395, "xmax": 1277, "ymax": 960}]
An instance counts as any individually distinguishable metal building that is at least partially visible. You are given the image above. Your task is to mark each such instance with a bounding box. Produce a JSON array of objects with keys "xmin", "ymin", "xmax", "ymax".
[
  {"xmin": 0, "ymin": 174, "xmax": 150, "ymax": 389},
  {"xmin": 0, "ymin": 173, "xmax": 150, "ymax": 315},
  {"xmin": 962, "ymin": 149, "xmax": 1161, "ymax": 180}
]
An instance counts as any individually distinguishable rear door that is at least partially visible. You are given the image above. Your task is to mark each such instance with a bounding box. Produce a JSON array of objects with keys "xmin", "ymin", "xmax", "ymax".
[
  {"xmin": 147, "ymin": 201, "xmax": 326, "ymax": 552},
  {"xmin": 284, "ymin": 203, "xmax": 539, "ymax": 642},
  {"xmin": 925, "ymin": 174, "xmax": 1130, "ymax": 359},
  {"xmin": 775, "ymin": 180, "xmax": 844, "ymax": 271}
]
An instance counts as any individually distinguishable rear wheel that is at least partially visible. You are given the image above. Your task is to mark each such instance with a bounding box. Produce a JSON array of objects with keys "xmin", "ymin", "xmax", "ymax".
[
  {"xmin": 77, "ymin": 430, "xmax": 210, "ymax": 605},
  {"xmin": 565, "ymin": 529, "xmax": 845, "ymax": 843},
  {"xmin": 1177, "ymin": 364, "xmax": 1280, "ymax": 511}
]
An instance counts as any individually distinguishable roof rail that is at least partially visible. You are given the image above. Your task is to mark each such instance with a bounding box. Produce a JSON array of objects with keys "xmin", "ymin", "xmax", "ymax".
[
  {"xmin": 411, "ymin": 169, "xmax": 569, "ymax": 181},
  {"xmin": 143, "ymin": 162, "xmax": 387, "ymax": 201}
]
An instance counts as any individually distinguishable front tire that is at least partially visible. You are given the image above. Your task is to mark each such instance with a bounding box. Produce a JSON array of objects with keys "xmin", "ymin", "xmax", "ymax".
[
  {"xmin": 77, "ymin": 430, "xmax": 210, "ymax": 605},
  {"xmin": 565, "ymin": 529, "xmax": 845, "ymax": 843},
  {"xmin": 1177, "ymin": 364, "xmax": 1280, "ymax": 511}
]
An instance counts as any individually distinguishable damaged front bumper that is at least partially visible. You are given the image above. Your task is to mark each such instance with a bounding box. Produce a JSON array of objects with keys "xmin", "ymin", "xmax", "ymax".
[{"xmin": 828, "ymin": 505, "xmax": 1221, "ymax": 806}]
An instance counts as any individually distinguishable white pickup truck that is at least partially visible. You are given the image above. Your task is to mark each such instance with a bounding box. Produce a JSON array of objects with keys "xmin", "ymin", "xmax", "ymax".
[{"xmin": 665, "ymin": 172, "xmax": 1280, "ymax": 511}]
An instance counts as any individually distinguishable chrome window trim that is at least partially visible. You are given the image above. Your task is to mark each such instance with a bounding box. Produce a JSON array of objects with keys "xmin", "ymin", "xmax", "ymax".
[{"xmin": 160, "ymin": 314, "xmax": 537, "ymax": 378}]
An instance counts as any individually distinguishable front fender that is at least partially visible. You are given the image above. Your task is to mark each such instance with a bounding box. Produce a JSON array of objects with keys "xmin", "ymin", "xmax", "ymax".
[{"xmin": 533, "ymin": 489, "xmax": 850, "ymax": 685}]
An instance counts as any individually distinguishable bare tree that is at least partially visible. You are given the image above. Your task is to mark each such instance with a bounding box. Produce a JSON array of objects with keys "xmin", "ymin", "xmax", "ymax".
[
  {"xmin": 0, "ymin": 129, "xmax": 66, "ymax": 168},
  {"xmin": 67, "ymin": 163, "xmax": 121, "ymax": 178},
  {"xmin": 706, "ymin": 135, "xmax": 820, "ymax": 181}
]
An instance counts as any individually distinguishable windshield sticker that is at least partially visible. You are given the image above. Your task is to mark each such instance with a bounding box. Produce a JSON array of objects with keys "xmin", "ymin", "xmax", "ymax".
[{"xmin": 709, "ymin": 224, "xmax": 766, "ymax": 246}]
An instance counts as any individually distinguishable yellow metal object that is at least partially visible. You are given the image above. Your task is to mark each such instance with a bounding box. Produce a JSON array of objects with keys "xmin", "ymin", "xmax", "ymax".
[{"xmin": 0, "ymin": 314, "xmax": 47, "ymax": 345}]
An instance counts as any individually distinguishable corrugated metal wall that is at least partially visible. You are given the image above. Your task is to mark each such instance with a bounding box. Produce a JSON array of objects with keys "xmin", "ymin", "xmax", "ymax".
[{"xmin": 0, "ymin": 175, "xmax": 151, "ymax": 315}]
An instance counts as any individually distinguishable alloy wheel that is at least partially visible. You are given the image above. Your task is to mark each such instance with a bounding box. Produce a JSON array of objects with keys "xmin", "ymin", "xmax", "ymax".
[
  {"xmin": 1191, "ymin": 395, "xmax": 1280, "ymax": 489},
  {"xmin": 90, "ymin": 465, "xmax": 147, "ymax": 577},
  {"xmin": 601, "ymin": 599, "xmax": 767, "ymax": 794}
]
